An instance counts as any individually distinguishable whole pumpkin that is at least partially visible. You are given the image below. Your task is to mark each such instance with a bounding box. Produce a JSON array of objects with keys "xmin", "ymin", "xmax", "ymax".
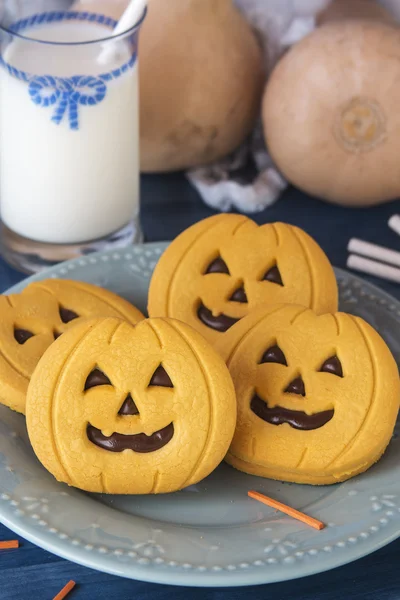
[
  {"xmin": 72, "ymin": 0, "xmax": 127, "ymax": 19},
  {"xmin": 139, "ymin": 0, "xmax": 265, "ymax": 172},
  {"xmin": 317, "ymin": 0, "xmax": 393, "ymax": 25},
  {"xmin": 263, "ymin": 20, "xmax": 400, "ymax": 207}
]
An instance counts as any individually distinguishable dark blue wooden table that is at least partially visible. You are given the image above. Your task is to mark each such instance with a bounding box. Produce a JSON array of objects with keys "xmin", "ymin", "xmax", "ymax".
[{"xmin": 1, "ymin": 173, "xmax": 400, "ymax": 599}]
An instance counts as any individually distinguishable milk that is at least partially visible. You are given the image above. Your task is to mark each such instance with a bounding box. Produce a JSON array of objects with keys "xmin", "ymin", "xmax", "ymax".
[{"xmin": 0, "ymin": 19, "xmax": 139, "ymax": 244}]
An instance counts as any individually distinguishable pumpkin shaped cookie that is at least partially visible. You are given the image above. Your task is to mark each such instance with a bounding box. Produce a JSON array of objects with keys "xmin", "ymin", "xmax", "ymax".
[
  {"xmin": 148, "ymin": 215, "xmax": 338, "ymax": 345},
  {"xmin": 216, "ymin": 304, "xmax": 400, "ymax": 484},
  {"xmin": 0, "ymin": 279, "xmax": 144, "ymax": 414},
  {"xmin": 26, "ymin": 317, "xmax": 236, "ymax": 494}
]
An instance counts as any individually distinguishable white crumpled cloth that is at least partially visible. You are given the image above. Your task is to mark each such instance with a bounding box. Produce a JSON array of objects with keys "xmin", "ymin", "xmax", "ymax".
[{"xmin": 188, "ymin": 0, "xmax": 400, "ymax": 213}]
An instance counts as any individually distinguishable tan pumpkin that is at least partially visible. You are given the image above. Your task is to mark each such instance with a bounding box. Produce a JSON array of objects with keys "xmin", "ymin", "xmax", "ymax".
[
  {"xmin": 72, "ymin": 0, "xmax": 128, "ymax": 19},
  {"xmin": 317, "ymin": 0, "xmax": 393, "ymax": 25},
  {"xmin": 263, "ymin": 19, "xmax": 400, "ymax": 207},
  {"xmin": 139, "ymin": 0, "xmax": 264, "ymax": 172}
]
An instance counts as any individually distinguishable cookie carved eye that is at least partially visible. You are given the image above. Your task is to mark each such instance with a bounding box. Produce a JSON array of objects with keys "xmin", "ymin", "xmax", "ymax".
[
  {"xmin": 14, "ymin": 328, "xmax": 34, "ymax": 345},
  {"xmin": 149, "ymin": 365, "xmax": 173, "ymax": 387},
  {"xmin": 319, "ymin": 355, "xmax": 343, "ymax": 377},
  {"xmin": 84, "ymin": 368, "xmax": 112, "ymax": 390},
  {"xmin": 59, "ymin": 307, "xmax": 79, "ymax": 324},
  {"xmin": 263, "ymin": 265, "xmax": 283, "ymax": 286},
  {"xmin": 260, "ymin": 344, "xmax": 287, "ymax": 366},
  {"xmin": 204, "ymin": 256, "xmax": 230, "ymax": 275}
]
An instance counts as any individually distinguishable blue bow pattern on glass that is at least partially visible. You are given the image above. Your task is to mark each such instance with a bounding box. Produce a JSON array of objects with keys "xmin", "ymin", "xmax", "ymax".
[
  {"xmin": 0, "ymin": 11, "xmax": 139, "ymax": 131},
  {"xmin": 29, "ymin": 75, "xmax": 107, "ymax": 130}
]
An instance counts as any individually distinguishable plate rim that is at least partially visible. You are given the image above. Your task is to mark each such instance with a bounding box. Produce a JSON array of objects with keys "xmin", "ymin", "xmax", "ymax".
[{"xmin": 1, "ymin": 503, "xmax": 400, "ymax": 588}]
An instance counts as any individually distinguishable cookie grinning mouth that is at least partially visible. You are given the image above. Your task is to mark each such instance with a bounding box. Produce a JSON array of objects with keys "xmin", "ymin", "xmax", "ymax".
[
  {"xmin": 87, "ymin": 423, "xmax": 174, "ymax": 453},
  {"xmin": 197, "ymin": 302, "xmax": 240, "ymax": 332},
  {"xmin": 250, "ymin": 394, "xmax": 334, "ymax": 431}
]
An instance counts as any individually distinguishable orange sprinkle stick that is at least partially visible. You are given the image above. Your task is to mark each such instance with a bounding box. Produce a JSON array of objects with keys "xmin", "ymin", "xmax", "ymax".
[
  {"xmin": 52, "ymin": 580, "xmax": 76, "ymax": 600},
  {"xmin": 0, "ymin": 540, "xmax": 19, "ymax": 550},
  {"xmin": 248, "ymin": 491, "xmax": 325, "ymax": 531}
]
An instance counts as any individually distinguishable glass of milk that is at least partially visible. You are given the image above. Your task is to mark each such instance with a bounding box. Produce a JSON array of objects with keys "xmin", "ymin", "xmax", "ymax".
[{"xmin": 0, "ymin": 1, "xmax": 145, "ymax": 273}]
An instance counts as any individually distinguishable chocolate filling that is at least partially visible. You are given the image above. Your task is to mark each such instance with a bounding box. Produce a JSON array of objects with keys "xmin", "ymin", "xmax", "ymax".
[
  {"xmin": 205, "ymin": 256, "xmax": 230, "ymax": 275},
  {"xmin": 118, "ymin": 394, "xmax": 139, "ymax": 416},
  {"xmin": 197, "ymin": 302, "xmax": 239, "ymax": 332},
  {"xmin": 260, "ymin": 344, "xmax": 287, "ymax": 366},
  {"xmin": 263, "ymin": 265, "xmax": 283, "ymax": 286},
  {"xmin": 149, "ymin": 365, "xmax": 173, "ymax": 387},
  {"xmin": 14, "ymin": 328, "xmax": 34, "ymax": 344},
  {"xmin": 284, "ymin": 376, "xmax": 306, "ymax": 397},
  {"xmin": 85, "ymin": 368, "xmax": 112, "ymax": 390},
  {"xmin": 251, "ymin": 394, "xmax": 334, "ymax": 431},
  {"xmin": 229, "ymin": 286, "xmax": 248, "ymax": 303},
  {"xmin": 320, "ymin": 355, "xmax": 343, "ymax": 377},
  {"xmin": 59, "ymin": 307, "xmax": 79, "ymax": 323},
  {"xmin": 87, "ymin": 422, "xmax": 174, "ymax": 453}
]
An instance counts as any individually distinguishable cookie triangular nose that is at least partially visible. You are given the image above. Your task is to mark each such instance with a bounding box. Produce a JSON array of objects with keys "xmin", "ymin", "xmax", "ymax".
[
  {"xmin": 118, "ymin": 394, "xmax": 139, "ymax": 416},
  {"xmin": 284, "ymin": 377, "xmax": 306, "ymax": 397},
  {"xmin": 229, "ymin": 286, "xmax": 248, "ymax": 303}
]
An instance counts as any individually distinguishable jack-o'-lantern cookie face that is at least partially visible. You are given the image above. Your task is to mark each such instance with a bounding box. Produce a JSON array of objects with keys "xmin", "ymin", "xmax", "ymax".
[
  {"xmin": 26, "ymin": 317, "xmax": 236, "ymax": 494},
  {"xmin": 216, "ymin": 304, "xmax": 400, "ymax": 485},
  {"xmin": 148, "ymin": 215, "xmax": 338, "ymax": 345},
  {"xmin": 0, "ymin": 279, "xmax": 144, "ymax": 414}
]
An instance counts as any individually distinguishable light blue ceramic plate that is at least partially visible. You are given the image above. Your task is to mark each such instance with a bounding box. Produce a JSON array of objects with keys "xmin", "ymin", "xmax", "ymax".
[{"xmin": 1, "ymin": 242, "xmax": 400, "ymax": 587}]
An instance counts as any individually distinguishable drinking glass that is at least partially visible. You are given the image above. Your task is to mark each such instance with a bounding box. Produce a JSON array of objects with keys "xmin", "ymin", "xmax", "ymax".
[{"xmin": 0, "ymin": 0, "xmax": 145, "ymax": 273}]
